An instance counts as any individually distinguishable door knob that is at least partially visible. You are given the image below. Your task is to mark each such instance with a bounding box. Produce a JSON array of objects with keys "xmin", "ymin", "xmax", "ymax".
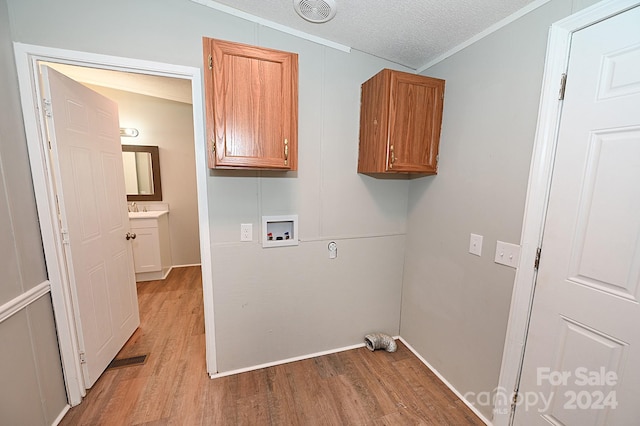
[{"xmin": 126, "ymin": 232, "xmax": 137, "ymax": 240}]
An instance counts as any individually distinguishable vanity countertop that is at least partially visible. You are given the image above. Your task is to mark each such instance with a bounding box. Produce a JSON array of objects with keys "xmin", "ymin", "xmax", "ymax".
[{"xmin": 128, "ymin": 210, "xmax": 168, "ymax": 219}]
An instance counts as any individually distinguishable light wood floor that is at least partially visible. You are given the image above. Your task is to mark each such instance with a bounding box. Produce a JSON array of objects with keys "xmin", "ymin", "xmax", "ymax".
[{"xmin": 60, "ymin": 266, "xmax": 484, "ymax": 425}]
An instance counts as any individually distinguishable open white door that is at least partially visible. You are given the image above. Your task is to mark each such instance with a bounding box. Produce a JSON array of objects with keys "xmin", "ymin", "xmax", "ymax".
[
  {"xmin": 41, "ymin": 65, "xmax": 140, "ymax": 388},
  {"xmin": 514, "ymin": 5, "xmax": 640, "ymax": 425}
]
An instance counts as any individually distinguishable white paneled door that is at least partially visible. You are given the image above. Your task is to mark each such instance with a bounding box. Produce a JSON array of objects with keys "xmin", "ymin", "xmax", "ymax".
[
  {"xmin": 514, "ymin": 6, "xmax": 640, "ymax": 426},
  {"xmin": 41, "ymin": 66, "xmax": 140, "ymax": 388}
]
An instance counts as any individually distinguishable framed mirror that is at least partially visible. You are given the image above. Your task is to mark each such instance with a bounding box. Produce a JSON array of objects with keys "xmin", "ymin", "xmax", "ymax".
[{"xmin": 121, "ymin": 145, "xmax": 162, "ymax": 201}]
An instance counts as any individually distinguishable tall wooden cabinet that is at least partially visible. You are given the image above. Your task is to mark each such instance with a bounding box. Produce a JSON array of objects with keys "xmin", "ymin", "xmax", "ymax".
[
  {"xmin": 358, "ymin": 69, "xmax": 445, "ymax": 175},
  {"xmin": 203, "ymin": 37, "xmax": 298, "ymax": 170}
]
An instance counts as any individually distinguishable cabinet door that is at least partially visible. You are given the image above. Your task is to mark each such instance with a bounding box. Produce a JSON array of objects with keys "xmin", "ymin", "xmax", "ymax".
[
  {"xmin": 131, "ymin": 227, "xmax": 161, "ymax": 273},
  {"xmin": 203, "ymin": 38, "xmax": 298, "ymax": 170},
  {"xmin": 387, "ymin": 72, "xmax": 444, "ymax": 173}
]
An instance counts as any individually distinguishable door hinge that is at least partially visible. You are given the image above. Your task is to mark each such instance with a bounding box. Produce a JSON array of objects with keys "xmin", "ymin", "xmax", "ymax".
[
  {"xmin": 42, "ymin": 98, "xmax": 52, "ymax": 117},
  {"xmin": 534, "ymin": 247, "xmax": 542, "ymax": 270},
  {"xmin": 61, "ymin": 229, "xmax": 70, "ymax": 245},
  {"xmin": 79, "ymin": 351, "xmax": 86, "ymax": 364},
  {"xmin": 208, "ymin": 54, "xmax": 213, "ymax": 70},
  {"xmin": 558, "ymin": 73, "xmax": 567, "ymax": 100},
  {"xmin": 510, "ymin": 390, "xmax": 519, "ymax": 414}
]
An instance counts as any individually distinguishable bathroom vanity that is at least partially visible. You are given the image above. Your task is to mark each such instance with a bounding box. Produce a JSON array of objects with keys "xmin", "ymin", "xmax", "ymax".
[{"xmin": 128, "ymin": 210, "xmax": 172, "ymax": 281}]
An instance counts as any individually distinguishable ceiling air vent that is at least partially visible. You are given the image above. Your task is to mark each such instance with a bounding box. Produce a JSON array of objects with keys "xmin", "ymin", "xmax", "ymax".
[{"xmin": 293, "ymin": 0, "xmax": 337, "ymax": 23}]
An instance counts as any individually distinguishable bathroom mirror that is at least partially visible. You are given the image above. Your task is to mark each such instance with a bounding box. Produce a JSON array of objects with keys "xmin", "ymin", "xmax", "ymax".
[{"xmin": 122, "ymin": 145, "xmax": 162, "ymax": 201}]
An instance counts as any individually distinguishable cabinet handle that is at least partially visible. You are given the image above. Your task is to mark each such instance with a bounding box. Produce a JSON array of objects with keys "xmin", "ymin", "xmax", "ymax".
[
  {"xmin": 126, "ymin": 232, "xmax": 137, "ymax": 240},
  {"xmin": 284, "ymin": 139, "xmax": 289, "ymax": 164},
  {"xmin": 390, "ymin": 145, "xmax": 395, "ymax": 167}
]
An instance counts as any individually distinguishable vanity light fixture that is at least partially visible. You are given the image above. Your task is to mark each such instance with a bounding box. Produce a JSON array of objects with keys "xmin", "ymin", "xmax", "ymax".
[{"xmin": 120, "ymin": 127, "xmax": 139, "ymax": 137}]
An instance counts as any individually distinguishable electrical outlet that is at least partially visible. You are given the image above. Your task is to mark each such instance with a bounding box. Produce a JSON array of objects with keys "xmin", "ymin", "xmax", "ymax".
[
  {"xmin": 494, "ymin": 241, "xmax": 521, "ymax": 268},
  {"xmin": 240, "ymin": 223, "xmax": 252, "ymax": 242},
  {"xmin": 469, "ymin": 233, "xmax": 483, "ymax": 256}
]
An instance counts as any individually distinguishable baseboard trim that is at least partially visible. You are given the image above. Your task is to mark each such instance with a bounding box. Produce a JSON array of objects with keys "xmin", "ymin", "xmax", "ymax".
[
  {"xmin": 135, "ymin": 266, "xmax": 172, "ymax": 282},
  {"xmin": 162, "ymin": 266, "xmax": 173, "ymax": 280},
  {"xmin": 0, "ymin": 280, "xmax": 50, "ymax": 324},
  {"xmin": 171, "ymin": 263, "xmax": 202, "ymax": 268},
  {"xmin": 210, "ymin": 342, "xmax": 367, "ymax": 379},
  {"xmin": 52, "ymin": 404, "xmax": 70, "ymax": 426},
  {"xmin": 398, "ymin": 337, "xmax": 493, "ymax": 425}
]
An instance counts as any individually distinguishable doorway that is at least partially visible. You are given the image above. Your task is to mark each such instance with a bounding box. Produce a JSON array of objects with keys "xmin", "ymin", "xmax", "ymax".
[
  {"xmin": 13, "ymin": 43, "xmax": 217, "ymax": 406},
  {"xmin": 494, "ymin": 1, "xmax": 640, "ymax": 424},
  {"xmin": 514, "ymin": 4, "xmax": 640, "ymax": 424},
  {"xmin": 43, "ymin": 62, "xmax": 202, "ymax": 277}
]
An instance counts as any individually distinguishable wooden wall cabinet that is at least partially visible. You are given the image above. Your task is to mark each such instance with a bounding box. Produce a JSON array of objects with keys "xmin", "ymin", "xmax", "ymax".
[
  {"xmin": 358, "ymin": 69, "xmax": 445, "ymax": 175},
  {"xmin": 203, "ymin": 37, "xmax": 298, "ymax": 170}
]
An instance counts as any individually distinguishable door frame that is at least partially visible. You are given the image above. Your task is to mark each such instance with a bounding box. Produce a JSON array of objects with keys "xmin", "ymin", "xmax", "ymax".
[
  {"xmin": 13, "ymin": 43, "xmax": 217, "ymax": 406},
  {"xmin": 494, "ymin": 0, "xmax": 640, "ymax": 424}
]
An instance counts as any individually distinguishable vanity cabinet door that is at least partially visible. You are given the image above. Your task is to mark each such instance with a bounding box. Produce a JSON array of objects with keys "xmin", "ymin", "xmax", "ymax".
[
  {"xmin": 131, "ymin": 226, "xmax": 161, "ymax": 273},
  {"xmin": 203, "ymin": 37, "xmax": 298, "ymax": 170}
]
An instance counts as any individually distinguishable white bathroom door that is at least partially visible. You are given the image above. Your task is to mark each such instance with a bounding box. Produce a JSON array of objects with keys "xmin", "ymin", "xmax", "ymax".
[
  {"xmin": 514, "ymin": 6, "xmax": 640, "ymax": 425},
  {"xmin": 41, "ymin": 66, "xmax": 140, "ymax": 388}
]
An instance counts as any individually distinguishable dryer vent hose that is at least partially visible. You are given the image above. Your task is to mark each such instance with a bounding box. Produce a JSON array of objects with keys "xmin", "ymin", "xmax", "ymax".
[{"xmin": 364, "ymin": 333, "xmax": 397, "ymax": 353}]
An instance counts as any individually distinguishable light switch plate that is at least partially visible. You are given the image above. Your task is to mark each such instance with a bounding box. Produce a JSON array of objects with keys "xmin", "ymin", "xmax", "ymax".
[
  {"xmin": 469, "ymin": 233, "xmax": 483, "ymax": 256},
  {"xmin": 495, "ymin": 241, "xmax": 521, "ymax": 268}
]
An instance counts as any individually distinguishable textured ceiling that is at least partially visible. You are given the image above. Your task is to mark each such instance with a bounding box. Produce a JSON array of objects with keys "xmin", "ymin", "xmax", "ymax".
[
  {"xmin": 195, "ymin": 0, "xmax": 542, "ymax": 70},
  {"xmin": 42, "ymin": 0, "xmax": 545, "ymax": 101}
]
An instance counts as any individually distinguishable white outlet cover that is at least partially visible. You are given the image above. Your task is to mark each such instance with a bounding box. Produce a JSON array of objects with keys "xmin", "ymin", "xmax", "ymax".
[
  {"xmin": 240, "ymin": 223, "xmax": 252, "ymax": 241},
  {"xmin": 494, "ymin": 240, "xmax": 520, "ymax": 268},
  {"xmin": 469, "ymin": 233, "xmax": 483, "ymax": 256}
]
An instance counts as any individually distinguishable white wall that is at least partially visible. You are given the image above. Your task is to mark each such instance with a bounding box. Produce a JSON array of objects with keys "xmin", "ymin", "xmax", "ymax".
[
  {"xmin": 0, "ymin": 0, "xmax": 67, "ymax": 423},
  {"xmin": 208, "ymin": 28, "xmax": 412, "ymax": 372},
  {"xmin": 6, "ymin": 0, "xmax": 411, "ymax": 373},
  {"xmin": 88, "ymin": 85, "xmax": 201, "ymax": 267},
  {"xmin": 400, "ymin": 0, "xmax": 600, "ymax": 420}
]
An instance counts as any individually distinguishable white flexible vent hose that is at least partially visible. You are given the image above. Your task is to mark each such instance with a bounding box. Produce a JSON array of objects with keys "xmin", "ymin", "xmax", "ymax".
[{"xmin": 364, "ymin": 333, "xmax": 397, "ymax": 352}]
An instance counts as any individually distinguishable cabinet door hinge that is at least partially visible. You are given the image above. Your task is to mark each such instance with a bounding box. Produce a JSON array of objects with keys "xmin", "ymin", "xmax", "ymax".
[
  {"xmin": 79, "ymin": 351, "xmax": 86, "ymax": 364},
  {"xmin": 534, "ymin": 247, "xmax": 542, "ymax": 270},
  {"xmin": 558, "ymin": 73, "xmax": 567, "ymax": 100},
  {"xmin": 208, "ymin": 54, "xmax": 213, "ymax": 70}
]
